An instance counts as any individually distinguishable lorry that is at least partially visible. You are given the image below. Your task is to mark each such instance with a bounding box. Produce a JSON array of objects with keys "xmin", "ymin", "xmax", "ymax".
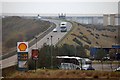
[{"xmin": 60, "ymin": 22, "xmax": 67, "ymax": 32}]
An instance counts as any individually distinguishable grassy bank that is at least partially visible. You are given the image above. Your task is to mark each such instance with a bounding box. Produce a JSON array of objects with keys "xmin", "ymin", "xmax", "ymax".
[
  {"xmin": 92, "ymin": 61, "xmax": 120, "ymax": 64},
  {"xmin": 2, "ymin": 66, "xmax": 120, "ymax": 79},
  {"xmin": 2, "ymin": 16, "xmax": 51, "ymax": 54}
]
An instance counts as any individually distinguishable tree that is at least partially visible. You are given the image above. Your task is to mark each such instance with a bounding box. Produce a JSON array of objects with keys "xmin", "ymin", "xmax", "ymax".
[
  {"xmin": 95, "ymin": 48, "xmax": 107, "ymax": 70},
  {"xmin": 34, "ymin": 44, "xmax": 87, "ymax": 69},
  {"xmin": 95, "ymin": 48, "xmax": 106, "ymax": 60},
  {"xmin": 76, "ymin": 45, "xmax": 87, "ymax": 58},
  {"xmin": 38, "ymin": 45, "xmax": 51, "ymax": 68},
  {"xmin": 109, "ymin": 49, "xmax": 116, "ymax": 60},
  {"xmin": 109, "ymin": 48, "xmax": 116, "ymax": 71}
]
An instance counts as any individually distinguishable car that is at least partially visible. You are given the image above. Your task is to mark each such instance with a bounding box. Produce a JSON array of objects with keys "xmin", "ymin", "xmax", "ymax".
[
  {"xmin": 60, "ymin": 26, "xmax": 67, "ymax": 32},
  {"xmin": 81, "ymin": 58, "xmax": 95, "ymax": 70},
  {"xmin": 86, "ymin": 65, "xmax": 95, "ymax": 70},
  {"xmin": 58, "ymin": 63, "xmax": 81, "ymax": 70},
  {"xmin": 60, "ymin": 22, "xmax": 67, "ymax": 32},
  {"xmin": 114, "ymin": 67, "xmax": 120, "ymax": 72},
  {"xmin": 53, "ymin": 28, "xmax": 57, "ymax": 32},
  {"xmin": 60, "ymin": 22, "xmax": 67, "ymax": 26},
  {"xmin": 102, "ymin": 57, "xmax": 110, "ymax": 61}
]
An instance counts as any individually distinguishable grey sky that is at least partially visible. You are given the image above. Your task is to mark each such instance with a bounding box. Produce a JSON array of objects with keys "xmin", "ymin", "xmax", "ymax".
[{"xmin": 2, "ymin": 2, "xmax": 118, "ymax": 15}]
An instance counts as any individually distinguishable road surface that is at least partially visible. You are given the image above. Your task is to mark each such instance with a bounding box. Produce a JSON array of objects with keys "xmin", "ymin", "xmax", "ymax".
[
  {"xmin": 92, "ymin": 63, "xmax": 118, "ymax": 71},
  {"xmin": 1, "ymin": 19, "xmax": 72, "ymax": 69}
]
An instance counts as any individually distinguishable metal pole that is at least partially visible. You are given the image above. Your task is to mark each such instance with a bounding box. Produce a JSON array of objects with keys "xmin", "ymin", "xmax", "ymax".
[
  {"xmin": 51, "ymin": 36, "xmax": 53, "ymax": 69},
  {"xmin": 47, "ymin": 38, "xmax": 49, "ymax": 45},
  {"xmin": 74, "ymin": 45, "xmax": 77, "ymax": 66},
  {"xmin": 34, "ymin": 37, "xmax": 37, "ymax": 48},
  {"xmin": 34, "ymin": 36, "xmax": 38, "ymax": 72},
  {"xmin": 75, "ymin": 45, "xmax": 76, "ymax": 57},
  {"xmin": 58, "ymin": 38, "xmax": 59, "ymax": 43},
  {"xmin": 35, "ymin": 60, "xmax": 37, "ymax": 72},
  {"xmin": 58, "ymin": 38, "xmax": 59, "ymax": 54}
]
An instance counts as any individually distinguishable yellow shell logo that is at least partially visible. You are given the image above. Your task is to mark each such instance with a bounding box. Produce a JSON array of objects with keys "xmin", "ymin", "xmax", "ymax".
[{"xmin": 18, "ymin": 43, "xmax": 27, "ymax": 51}]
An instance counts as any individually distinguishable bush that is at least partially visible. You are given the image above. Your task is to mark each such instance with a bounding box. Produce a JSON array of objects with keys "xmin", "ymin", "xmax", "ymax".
[
  {"xmin": 73, "ymin": 38, "xmax": 83, "ymax": 46},
  {"xmin": 30, "ymin": 44, "xmax": 87, "ymax": 69},
  {"xmin": 84, "ymin": 45, "xmax": 90, "ymax": 50},
  {"xmin": 28, "ymin": 58, "xmax": 35, "ymax": 70}
]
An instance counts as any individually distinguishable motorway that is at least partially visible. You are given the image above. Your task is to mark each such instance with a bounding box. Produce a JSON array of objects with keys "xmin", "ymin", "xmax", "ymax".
[
  {"xmin": 1, "ymin": 18, "xmax": 72, "ymax": 69},
  {"xmin": 1, "ymin": 18, "xmax": 118, "ymax": 71}
]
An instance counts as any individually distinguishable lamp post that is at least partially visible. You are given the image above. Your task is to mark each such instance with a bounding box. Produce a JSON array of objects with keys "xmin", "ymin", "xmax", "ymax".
[
  {"xmin": 74, "ymin": 44, "xmax": 77, "ymax": 67},
  {"xmin": 33, "ymin": 36, "xmax": 38, "ymax": 72},
  {"xmin": 57, "ymin": 38, "xmax": 59, "ymax": 55},
  {"xmin": 58, "ymin": 38, "xmax": 59, "ymax": 42},
  {"xmin": 50, "ymin": 36, "xmax": 53, "ymax": 69},
  {"xmin": 34, "ymin": 36, "xmax": 38, "ymax": 48},
  {"xmin": 47, "ymin": 38, "xmax": 49, "ymax": 45}
]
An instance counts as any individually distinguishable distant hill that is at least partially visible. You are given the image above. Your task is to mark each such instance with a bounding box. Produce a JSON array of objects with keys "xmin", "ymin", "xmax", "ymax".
[{"xmin": 2, "ymin": 16, "xmax": 51, "ymax": 53}]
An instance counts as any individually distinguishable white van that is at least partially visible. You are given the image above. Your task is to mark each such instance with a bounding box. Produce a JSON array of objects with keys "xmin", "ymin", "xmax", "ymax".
[
  {"xmin": 60, "ymin": 22, "xmax": 67, "ymax": 32},
  {"xmin": 60, "ymin": 22, "xmax": 67, "ymax": 26},
  {"xmin": 56, "ymin": 56, "xmax": 94, "ymax": 70},
  {"xmin": 59, "ymin": 63, "xmax": 81, "ymax": 70}
]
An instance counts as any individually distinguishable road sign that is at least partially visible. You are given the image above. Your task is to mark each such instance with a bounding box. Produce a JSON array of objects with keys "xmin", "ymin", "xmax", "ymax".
[
  {"xmin": 17, "ymin": 42, "xmax": 28, "ymax": 71},
  {"xmin": 17, "ymin": 42, "xmax": 28, "ymax": 52},
  {"xmin": 18, "ymin": 52, "xmax": 28, "ymax": 61},
  {"xmin": 32, "ymin": 49, "xmax": 39, "ymax": 60},
  {"xmin": 18, "ymin": 61, "xmax": 28, "ymax": 68}
]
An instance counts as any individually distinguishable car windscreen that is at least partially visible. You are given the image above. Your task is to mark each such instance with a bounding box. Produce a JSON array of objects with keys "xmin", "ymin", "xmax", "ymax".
[
  {"xmin": 60, "ymin": 27, "xmax": 66, "ymax": 29},
  {"xmin": 85, "ymin": 61, "xmax": 92, "ymax": 64},
  {"xmin": 78, "ymin": 59, "xmax": 92, "ymax": 65}
]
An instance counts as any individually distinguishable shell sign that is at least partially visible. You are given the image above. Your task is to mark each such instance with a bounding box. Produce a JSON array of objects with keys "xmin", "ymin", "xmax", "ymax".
[{"xmin": 17, "ymin": 42, "xmax": 28, "ymax": 52}]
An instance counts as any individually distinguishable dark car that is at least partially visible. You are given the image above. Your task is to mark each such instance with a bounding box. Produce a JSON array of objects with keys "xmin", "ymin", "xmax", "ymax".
[
  {"xmin": 114, "ymin": 67, "xmax": 120, "ymax": 72},
  {"xmin": 87, "ymin": 65, "xmax": 95, "ymax": 70},
  {"xmin": 102, "ymin": 57, "xmax": 110, "ymax": 61},
  {"xmin": 60, "ymin": 26, "xmax": 67, "ymax": 32}
]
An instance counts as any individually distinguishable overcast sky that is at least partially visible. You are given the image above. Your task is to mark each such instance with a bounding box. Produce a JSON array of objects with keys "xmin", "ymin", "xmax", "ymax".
[{"xmin": 1, "ymin": 0, "xmax": 119, "ymax": 16}]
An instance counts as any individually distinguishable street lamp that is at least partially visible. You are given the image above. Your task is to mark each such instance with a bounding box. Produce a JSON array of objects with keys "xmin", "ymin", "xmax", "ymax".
[
  {"xmin": 33, "ymin": 36, "xmax": 38, "ymax": 72},
  {"xmin": 58, "ymin": 38, "xmax": 59, "ymax": 42},
  {"xmin": 50, "ymin": 35, "xmax": 53, "ymax": 69},
  {"xmin": 51, "ymin": 36, "xmax": 53, "ymax": 45},
  {"xmin": 34, "ymin": 36, "xmax": 38, "ymax": 48},
  {"xmin": 74, "ymin": 45, "xmax": 76, "ymax": 57},
  {"xmin": 47, "ymin": 38, "xmax": 49, "ymax": 45},
  {"xmin": 58, "ymin": 38, "xmax": 60, "ymax": 54}
]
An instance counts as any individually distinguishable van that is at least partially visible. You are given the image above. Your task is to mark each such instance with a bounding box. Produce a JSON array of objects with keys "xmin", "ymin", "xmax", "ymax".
[
  {"xmin": 60, "ymin": 26, "xmax": 67, "ymax": 32},
  {"xmin": 56, "ymin": 56, "xmax": 95, "ymax": 70},
  {"xmin": 60, "ymin": 22, "xmax": 67, "ymax": 32}
]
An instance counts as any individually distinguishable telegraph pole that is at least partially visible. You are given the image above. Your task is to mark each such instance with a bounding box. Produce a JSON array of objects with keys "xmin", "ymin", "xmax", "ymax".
[
  {"xmin": 34, "ymin": 36, "xmax": 38, "ymax": 48},
  {"xmin": 33, "ymin": 36, "xmax": 38, "ymax": 72},
  {"xmin": 47, "ymin": 38, "xmax": 49, "ymax": 45},
  {"xmin": 50, "ymin": 36, "xmax": 53, "ymax": 69}
]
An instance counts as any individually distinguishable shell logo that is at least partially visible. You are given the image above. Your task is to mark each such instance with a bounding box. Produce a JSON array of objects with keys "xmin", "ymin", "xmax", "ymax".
[
  {"xmin": 18, "ymin": 43, "xmax": 27, "ymax": 51},
  {"xmin": 17, "ymin": 42, "xmax": 28, "ymax": 52}
]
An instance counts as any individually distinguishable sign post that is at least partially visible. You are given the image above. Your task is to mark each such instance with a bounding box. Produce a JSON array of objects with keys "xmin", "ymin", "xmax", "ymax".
[
  {"xmin": 32, "ymin": 49, "xmax": 39, "ymax": 72},
  {"xmin": 17, "ymin": 42, "xmax": 28, "ymax": 71}
]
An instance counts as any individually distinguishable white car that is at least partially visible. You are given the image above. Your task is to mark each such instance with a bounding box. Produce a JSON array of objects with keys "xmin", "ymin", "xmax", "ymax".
[
  {"xmin": 59, "ymin": 63, "xmax": 81, "ymax": 70},
  {"xmin": 60, "ymin": 26, "xmax": 67, "ymax": 32},
  {"xmin": 53, "ymin": 28, "xmax": 57, "ymax": 32},
  {"xmin": 114, "ymin": 67, "xmax": 120, "ymax": 72}
]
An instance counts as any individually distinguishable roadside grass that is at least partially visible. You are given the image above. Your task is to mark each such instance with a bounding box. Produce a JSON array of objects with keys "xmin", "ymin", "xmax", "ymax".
[
  {"xmin": 92, "ymin": 61, "xmax": 120, "ymax": 64},
  {"xmin": 2, "ymin": 16, "xmax": 51, "ymax": 54},
  {"xmin": 2, "ymin": 66, "xmax": 120, "ymax": 78}
]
